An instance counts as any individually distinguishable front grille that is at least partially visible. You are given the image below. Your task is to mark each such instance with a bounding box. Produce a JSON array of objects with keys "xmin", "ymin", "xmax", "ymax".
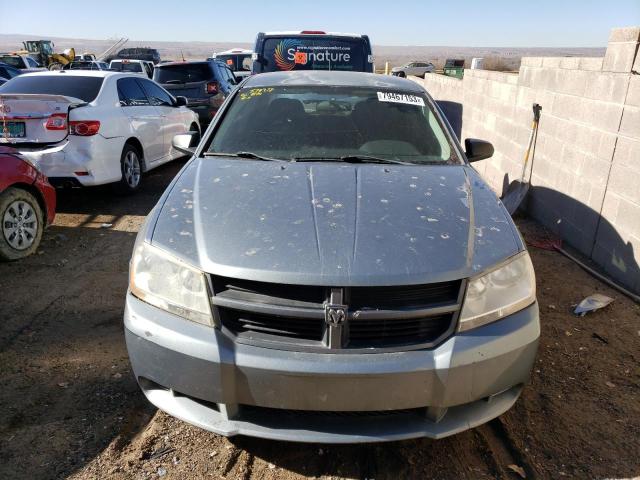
[
  {"xmin": 218, "ymin": 308, "xmax": 324, "ymax": 342},
  {"xmin": 348, "ymin": 314, "xmax": 453, "ymax": 348},
  {"xmin": 212, "ymin": 276, "xmax": 325, "ymax": 308},
  {"xmin": 350, "ymin": 281, "xmax": 460, "ymax": 309},
  {"xmin": 212, "ymin": 276, "xmax": 463, "ymax": 352}
]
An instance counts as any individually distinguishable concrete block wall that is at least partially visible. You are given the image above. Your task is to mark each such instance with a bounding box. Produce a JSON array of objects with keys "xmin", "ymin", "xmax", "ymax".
[{"xmin": 415, "ymin": 26, "xmax": 640, "ymax": 293}]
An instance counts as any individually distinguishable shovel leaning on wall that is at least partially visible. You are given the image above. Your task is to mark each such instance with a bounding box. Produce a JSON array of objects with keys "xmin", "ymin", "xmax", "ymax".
[{"xmin": 502, "ymin": 103, "xmax": 542, "ymax": 215}]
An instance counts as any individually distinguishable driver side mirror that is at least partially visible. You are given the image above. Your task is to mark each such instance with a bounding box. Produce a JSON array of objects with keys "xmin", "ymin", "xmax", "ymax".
[
  {"xmin": 174, "ymin": 96, "xmax": 188, "ymax": 107},
  {"xmin": 464, "ymin": 138, "xmax": 494, "ymax": 163},
  {"xmin": 172, "ymin": 131, "xmax": 199, "ymax": 155}
]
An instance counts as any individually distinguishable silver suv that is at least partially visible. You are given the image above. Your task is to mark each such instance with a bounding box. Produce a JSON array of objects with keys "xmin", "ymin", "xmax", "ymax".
[
  {"xmin": 125, "ymin": 71, "xmax": 539, "ymax": 443},
  {"xmin": 392, "ymin": 61, "xmax": 435, "ymax": 78}
]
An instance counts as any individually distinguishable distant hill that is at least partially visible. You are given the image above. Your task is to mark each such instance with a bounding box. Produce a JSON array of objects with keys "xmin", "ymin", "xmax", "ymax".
[{"xmin": 0, "ymin": 33, "xmax": 605, "ymax": 70}]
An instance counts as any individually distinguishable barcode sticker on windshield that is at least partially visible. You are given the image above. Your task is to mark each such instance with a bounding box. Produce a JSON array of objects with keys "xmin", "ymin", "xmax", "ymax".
[{"xmin": 377, "ymin": 91, "xmax": 425, "ymax": 106}]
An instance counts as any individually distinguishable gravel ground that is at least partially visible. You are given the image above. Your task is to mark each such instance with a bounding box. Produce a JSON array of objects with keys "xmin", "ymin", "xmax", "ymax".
[{"xmin": 1, "ymin": 159, "xmax": 638, "ymax": 479}]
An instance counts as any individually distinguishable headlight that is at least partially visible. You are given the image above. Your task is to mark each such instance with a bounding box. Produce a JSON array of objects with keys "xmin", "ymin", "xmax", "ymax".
[
  {"xmin": 458, "ymin": 252, "xmax": 536, "ymax": 331},
  {"xmin": 130, "ymin": 242, "xmax": 213, "ymax": 326}
]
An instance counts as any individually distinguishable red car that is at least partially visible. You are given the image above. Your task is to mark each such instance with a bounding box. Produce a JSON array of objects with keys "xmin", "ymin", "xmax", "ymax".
[{"xmin": 0, "ymin": 146, "xmax": 56, "ymax": 260}]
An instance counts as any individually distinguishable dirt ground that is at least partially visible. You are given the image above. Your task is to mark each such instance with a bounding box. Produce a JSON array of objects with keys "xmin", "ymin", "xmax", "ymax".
[{"xmin": 1, "ymin": 159, "xmax": 639, "ymax": 480}]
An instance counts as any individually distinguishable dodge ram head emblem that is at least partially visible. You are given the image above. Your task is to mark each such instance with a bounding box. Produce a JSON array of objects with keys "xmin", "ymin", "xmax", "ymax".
[{"xmin": 325, "ymin": 304, "xmax": 347, "ymax": 326}]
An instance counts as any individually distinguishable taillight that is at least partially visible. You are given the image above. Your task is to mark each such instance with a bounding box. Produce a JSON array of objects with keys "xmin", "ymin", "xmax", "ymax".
[
  {"xmin": 45, "ymin": 113, "xmax": 68, "ymax": 130},
  {"xmin": 206, "ymin": 81, "xmax": 219, "ymax": 95},
  {"xmin": 69, "ymin": 120, "xmax": 100, "ymax": 136},
  {"xmin": 301, "ymin": 30, "xmax": 326, "ymax": 34}
]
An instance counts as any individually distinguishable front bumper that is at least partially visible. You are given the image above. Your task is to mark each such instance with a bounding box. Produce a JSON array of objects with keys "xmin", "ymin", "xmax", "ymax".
[
  {"xmin": 125, "ymin": 294, "xmax": 539, "ymax": 443},
  {"xmin": 34, "ymin": 173, "xmax": 57, "ymax": 225}
]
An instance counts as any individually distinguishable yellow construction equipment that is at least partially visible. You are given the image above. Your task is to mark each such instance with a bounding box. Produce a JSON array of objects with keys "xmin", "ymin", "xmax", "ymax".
[{"xmin": 18, "ymin": 40, "xmax": 76, "ymax": 70}]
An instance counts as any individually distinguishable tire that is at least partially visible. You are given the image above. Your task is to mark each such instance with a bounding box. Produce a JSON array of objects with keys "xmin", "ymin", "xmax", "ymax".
[
  {"xmin": 397, "ymin": 71, "xmax": 406, "ymax": 78},
  {"xmin": 118, "ymin": 143, "xmax": 143, "ymax": 193},
  {"xmin": 0, "ymin": 187, "xmax": 44, "ymax": 261}
]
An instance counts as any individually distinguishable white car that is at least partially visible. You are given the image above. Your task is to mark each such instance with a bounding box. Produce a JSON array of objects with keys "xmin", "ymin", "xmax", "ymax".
[
  {"xmin": 391, "ymin": 61, "xmax": 435, "ymax": 78},
  {"xmin": 211, "ymin": 48, "xmax": 253, "ymax": 79},
  {"xmin": 0, "ymin": 70, "xmax": 199, "ymax": 192},
  {"xmin": 109, "ymin": 59, "xmax": 153, "ymax": 78}
]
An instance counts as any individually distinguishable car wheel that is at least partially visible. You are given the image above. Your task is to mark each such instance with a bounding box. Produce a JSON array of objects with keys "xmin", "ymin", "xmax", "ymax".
[
  {"xmin": 397, "ymin": 71, "xmax": 406, "ymax": 78},
  {"xmin": 0, "ymin": 187, "xmax": 44, "ymax": 261},
  {"xmin": 118, "ymin": 144, "xmax": 143, "ymax": 193}
]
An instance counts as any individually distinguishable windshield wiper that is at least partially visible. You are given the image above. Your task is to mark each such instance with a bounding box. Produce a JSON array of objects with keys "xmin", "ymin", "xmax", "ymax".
[
  {"xmin": 202, "ymin": 151, "xmax": 283, "ymax": 161},
  {"xmin": 293, "ymin": 155, "xmax": 410, "ymax": 165}
]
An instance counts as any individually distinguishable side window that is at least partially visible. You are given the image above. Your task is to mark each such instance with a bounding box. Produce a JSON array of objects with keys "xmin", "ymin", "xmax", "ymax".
[
  {"xmin": 117, "ymin": 77, "xmax": 150, "ymax": 106},
  {"xmin": 26, "ymin": 57, "xmax": 38, "ymax": 67},
  {"xmin": 0, "ymin": 65, "xmax": 20, "ymax": 79},
  {"xmin": 138, "ymin": 79, "xmax": 174, "ymax": 107},
  {"xmin": 222, "ymin": 66, "xmax": 236, "ymax": 85}
]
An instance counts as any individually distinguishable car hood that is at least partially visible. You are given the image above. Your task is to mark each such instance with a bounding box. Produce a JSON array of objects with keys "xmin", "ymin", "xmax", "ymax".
[{"xmin": 151, "ymin": 158, "xmax": 522, "ymax": 286}]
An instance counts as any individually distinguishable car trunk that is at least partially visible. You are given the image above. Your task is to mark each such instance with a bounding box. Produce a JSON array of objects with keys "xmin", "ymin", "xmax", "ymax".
[{"xmin": 0, "ymin": 94, "xmax": 78, "ymax": 145}]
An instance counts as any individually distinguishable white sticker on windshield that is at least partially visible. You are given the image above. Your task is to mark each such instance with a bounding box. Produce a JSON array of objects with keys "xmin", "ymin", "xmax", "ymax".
[{"xmin": 377, "ymin": 91, "xmax": 425, "ymax": 106}]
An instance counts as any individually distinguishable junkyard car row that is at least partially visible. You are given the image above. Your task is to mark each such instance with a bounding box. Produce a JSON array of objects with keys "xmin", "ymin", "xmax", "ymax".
[{"xmin": 0, "ymin": 30, "xmax": 539, "ymax": 443}]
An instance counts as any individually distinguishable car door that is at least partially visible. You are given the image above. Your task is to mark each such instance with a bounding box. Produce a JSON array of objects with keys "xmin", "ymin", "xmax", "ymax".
[
  {"xmin": 221, "ymin": 65, "xmax": 237, "ymax": 95},
  {"xmin": 138, "ymin": 78, "xmax": 188, "ymax": 160},
  {"xmin": 116, "ymin": 77, "xmax": 165, "ymax": 165},
  {"xmin": 214, "ymin": 63, "xmax": 236, "ymax": 97}
]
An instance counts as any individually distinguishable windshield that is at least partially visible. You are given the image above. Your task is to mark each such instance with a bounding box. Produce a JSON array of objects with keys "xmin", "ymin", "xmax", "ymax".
[
  {"xmin": 260, "ymin": 37, "xmax": 366, "ymax": 72},
  {"xmin": 154, "ymin": 63, "xmax": 212, "ymax": 83},
  {"xmin": 110, "ymin": 62, "xmax": 143, "ymax": 73},
  {"xmin": 0, "ymin": 75, "xmax": 104, "ymax": 102},
  {"xmin": 216, "ymin": 54, "xmax": 252, "ymax": 72},
  {"xmin": 207, "ymin": 86, "xmax": 457, "ymax": 164},
  {"xmin": 0, "ymin": 56, "xmax": 24, "ymax": 68}
]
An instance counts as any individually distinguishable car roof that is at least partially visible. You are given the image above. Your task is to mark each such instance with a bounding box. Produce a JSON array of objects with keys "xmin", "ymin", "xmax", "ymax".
[
  {"xmin": 17, "ymin": 70, "xmax": 143, "ymax": 79},
  {"xmin": 156, "ymin": 60, "xmax": 222, "ymax": 67},
  {"xmin": 262, "ymin": 31, "xmax": 365, "ymax": 38},
  {"xmin": 216, "ymin": 49, "xmax": 253, "ymax": 55},
  {"xmin": 110, "ymin": 59, "xmax": 146, "ymax": 63},
  {"xmin": 244, "ymin": 71, "xmax": 425, "ymax": 93}
]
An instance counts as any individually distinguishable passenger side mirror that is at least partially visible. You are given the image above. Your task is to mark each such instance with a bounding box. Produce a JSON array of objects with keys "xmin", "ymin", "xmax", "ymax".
[
  {"xmin": 464, "ymin": 138, "xmax": 494, "ymax": 163},
  {"xmin": 175, "ymin": 96, "xmax": 188, "ymax": 107},
  {"xmin": 172, "ymin": 131, "xmax": 199, "ymax": 155}
]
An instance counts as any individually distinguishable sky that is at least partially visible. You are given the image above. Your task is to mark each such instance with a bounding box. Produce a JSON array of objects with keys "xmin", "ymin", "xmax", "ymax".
[{"xmin": 1, "ymin": 0, "xmax": 639, "ymax": 47}]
